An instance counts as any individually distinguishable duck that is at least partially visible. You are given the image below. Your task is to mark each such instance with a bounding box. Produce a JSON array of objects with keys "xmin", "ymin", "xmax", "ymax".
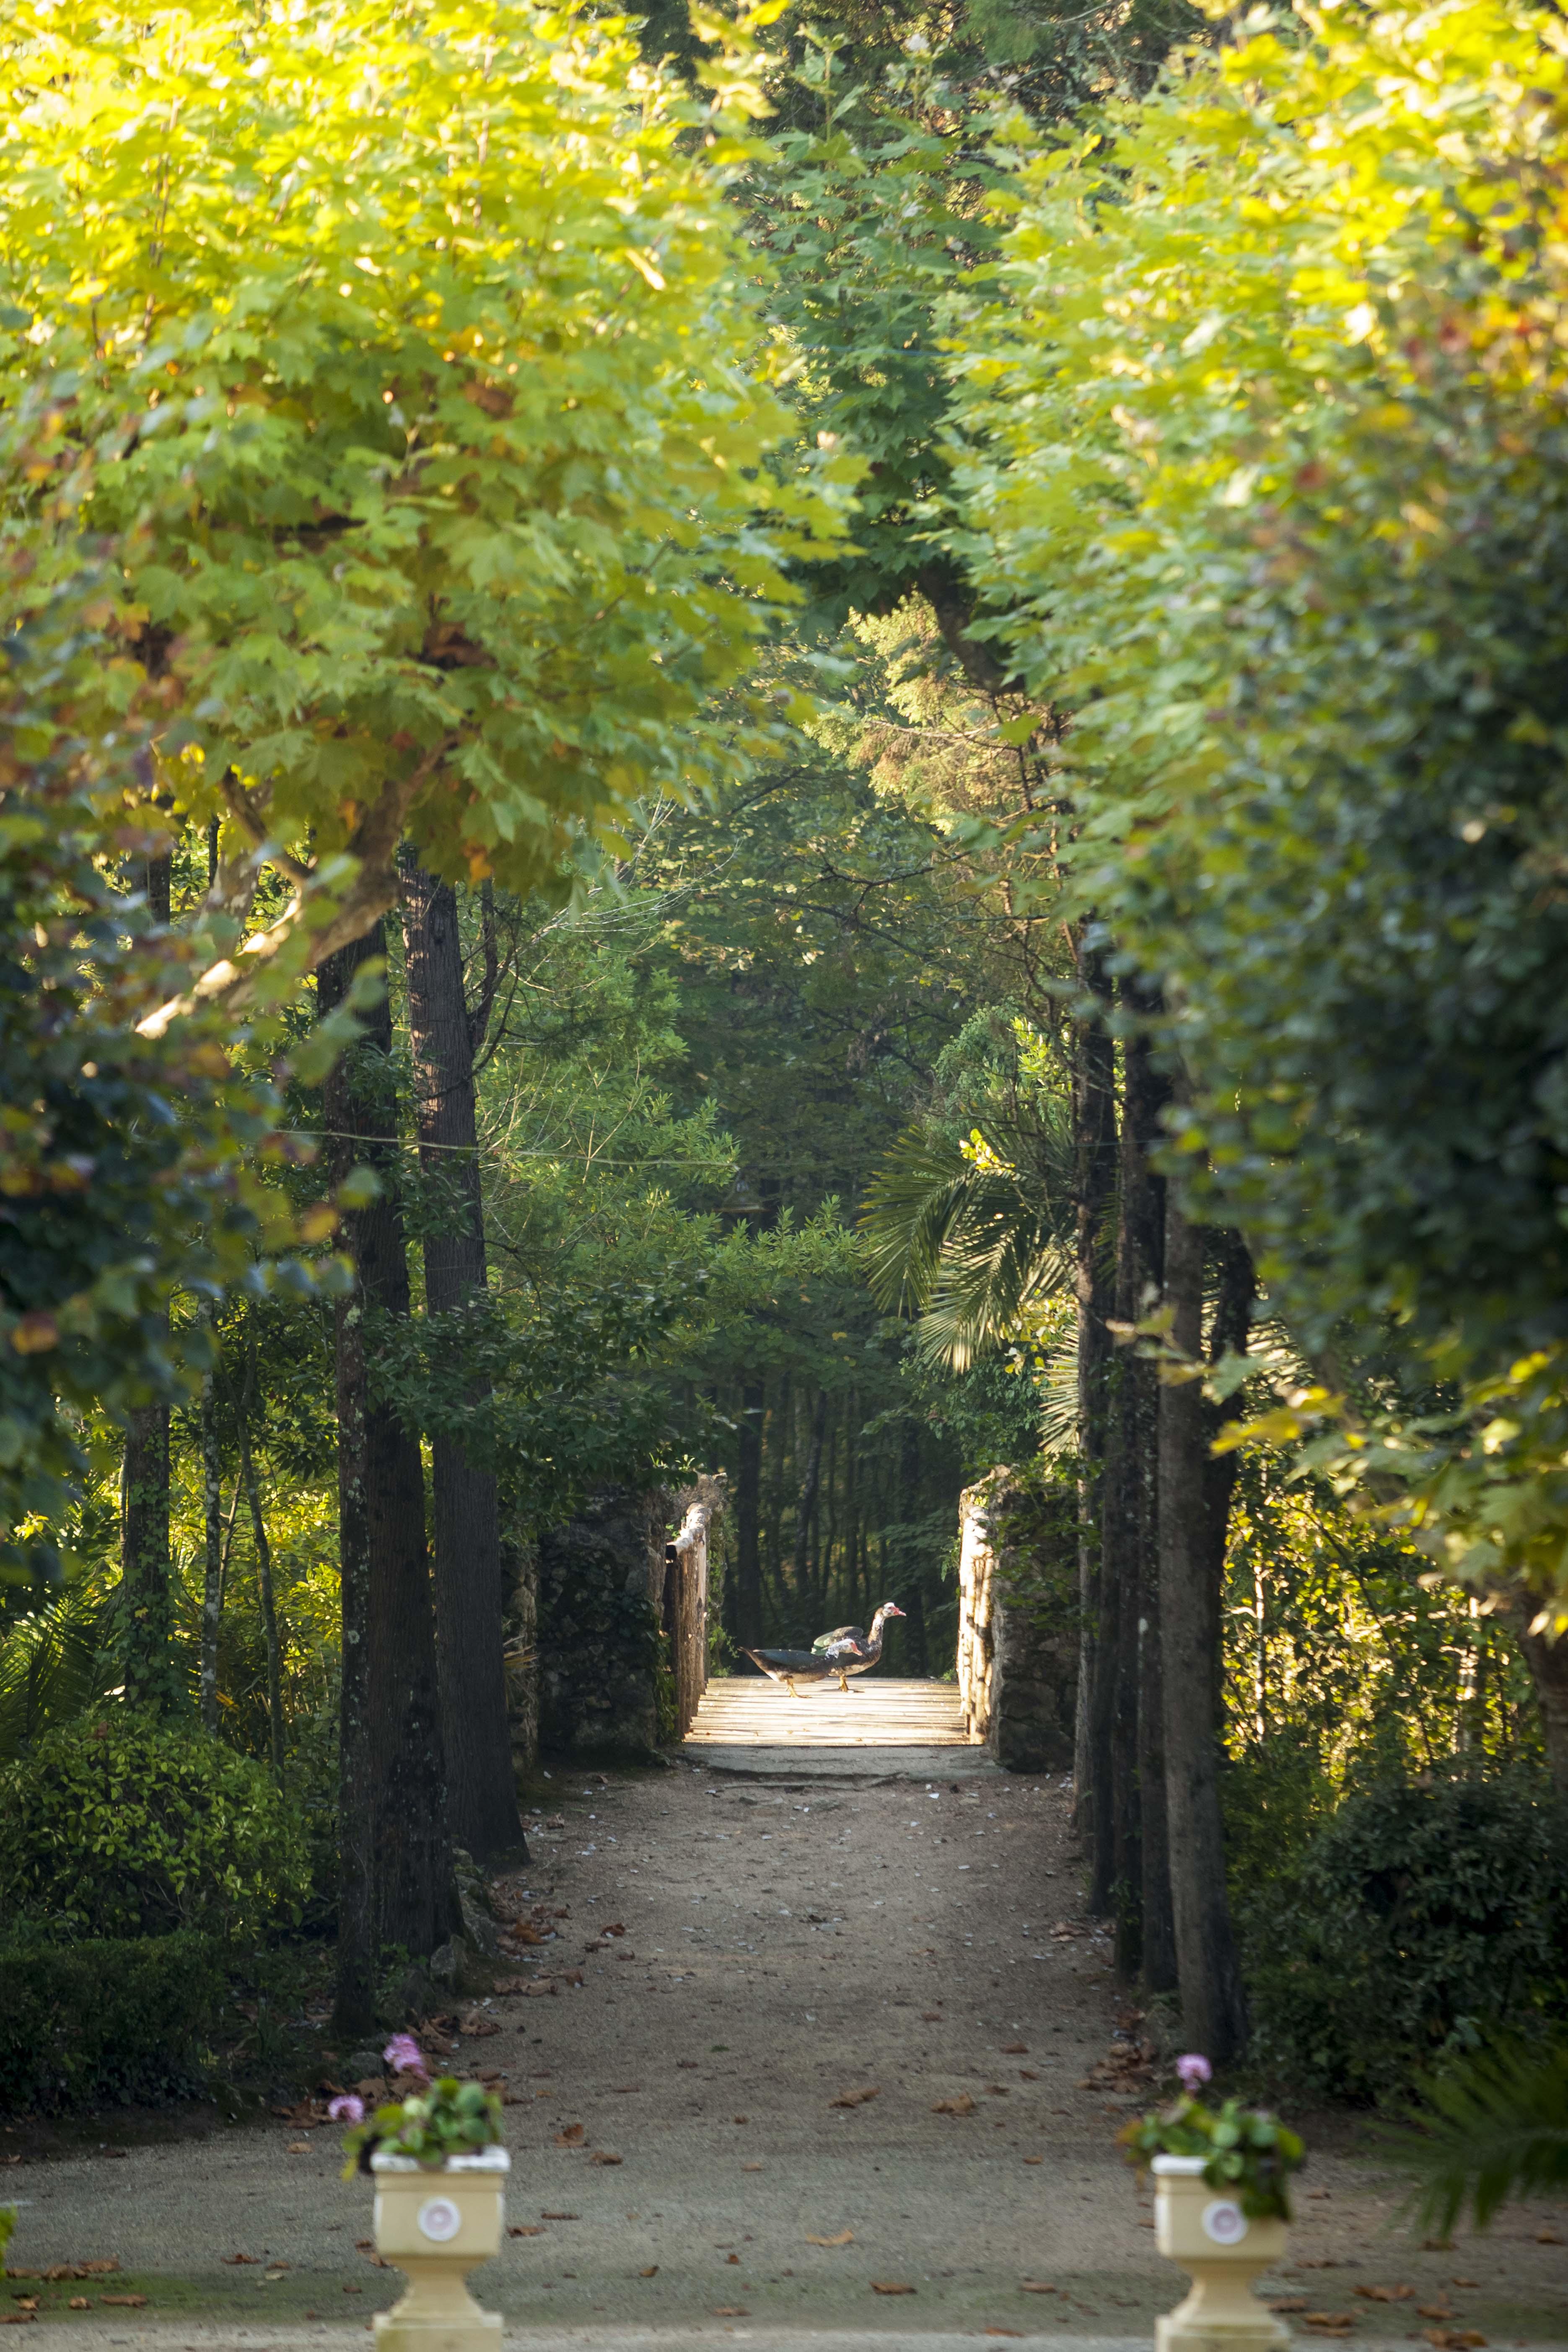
[
  {"xmin": 811, "ymin": 1600, "xmax": 906, "ymax": 1691},
  {"xmin": 744, "ymin": 1600, "xmax": 907, "ymax": 1697}
]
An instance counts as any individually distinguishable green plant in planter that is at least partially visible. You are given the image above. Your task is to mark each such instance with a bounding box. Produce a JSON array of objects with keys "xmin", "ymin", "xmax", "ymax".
[
  {"xmin": 334, "ymin": 2037, "xmax": 502, "ymax": 2177},
  {"xmin": 1119, "ymin": 2054, "xmax": 1306, "ymax": 2221}
]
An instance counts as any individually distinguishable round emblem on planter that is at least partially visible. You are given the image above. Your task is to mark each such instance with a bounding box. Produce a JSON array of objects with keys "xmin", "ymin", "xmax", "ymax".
[
  {"xmin": 416, "ymin": 2196, "xmax": 462, "ymax": 2244},
  {"xmin": 1200, "ymin": 2199, "xmax": 1247, "ymax": 2246}
]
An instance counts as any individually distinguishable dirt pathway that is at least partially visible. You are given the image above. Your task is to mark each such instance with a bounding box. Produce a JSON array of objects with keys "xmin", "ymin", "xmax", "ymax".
[{"xmin": 5, "ymin": 1752, "xmax": 1564, "ymax": 2347}]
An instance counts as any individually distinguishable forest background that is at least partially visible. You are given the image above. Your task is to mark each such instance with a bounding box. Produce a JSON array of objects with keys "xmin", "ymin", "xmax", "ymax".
[{"xmin": 0, "ymin": 0, "xmax": 1566, "ymax": 2165}]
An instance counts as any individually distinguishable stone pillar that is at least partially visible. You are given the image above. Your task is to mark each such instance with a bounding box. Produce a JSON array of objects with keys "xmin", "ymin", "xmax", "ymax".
[{"xmin": 958, "ymin": 1471, "xmax": 1078, "ymax": 1772}]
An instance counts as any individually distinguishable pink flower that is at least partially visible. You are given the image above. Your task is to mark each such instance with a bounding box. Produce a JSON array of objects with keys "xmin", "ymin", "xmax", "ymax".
[
  {"xmin": 384, "ymin": 2033, "xmax": 427, "ymax": 2077},
  {"xmin": 1176, "ymin": 2053, "xmax": 1213, "ymax": 2092},
  {"xmin": 328, "ymin": 2095, "xmax": 365, "ymax": 2124}
]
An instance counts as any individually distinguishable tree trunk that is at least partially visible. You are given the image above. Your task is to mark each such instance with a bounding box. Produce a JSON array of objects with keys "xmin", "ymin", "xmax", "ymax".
[
  {"xmin": 1072, "ymin": 930, "xmax": 1118, "ymax": 1901},
  {"xmin": 400, "ymin": 856, "xmax": 521, "ymax": 1861},
  {"xmin": 121, "ymin": 1403, "xmax": 174, "ymax": 1710},
  {"xmin": 1159, "ymin": 1200, "xmax": 1251, "ymax": 2062},
  {"xmin": 122, "ymin": 847, "xmax": 176, "ymax": 1714},
  {"xmin": 321, "ymin": 927, "xmax": 455, "ymax": 2002},
  {"xmin": 232, "ymin": 1357, "xmax": 285, "ymax": 1789},
  {"xmin": 791, "ymin": 1387, "xmax": 828, "ymax": 1625},
  {"xmin": 200, "ymin": 1316, "xmax": 223, "ymax": 1734},
  {"xmin": 736, "ymin": 1380, "xmax": 764, "ymax": 1648},
  {"xmin": 1507, "ymin": 1604, "xmax": 1568, "ymax": 1799},
  {"xmin": 1107, "ymin": 1025, "xmax": 1171, "ymax": 1979}
]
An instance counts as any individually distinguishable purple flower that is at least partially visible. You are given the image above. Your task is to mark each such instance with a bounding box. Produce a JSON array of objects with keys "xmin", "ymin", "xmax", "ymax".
[
  {"xmin": 1176, "ymin": 2053, "xmax": 1213, "ymax": 2092},
  {"xmin": 328, "ymin": 2094, "xmax": 365, "ymax": 2124},
  {"xmin": 384, "ymin": 2033, "xmax": 427, "ymax": 2077}
]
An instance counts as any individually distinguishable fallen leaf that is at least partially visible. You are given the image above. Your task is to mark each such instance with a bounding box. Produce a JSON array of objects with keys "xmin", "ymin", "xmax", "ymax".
[
  {"xmin": 0, "ymin": 2314, "xmax": 36, "ymax": 2326},
  {"xmin": 1451, "ymin": 2279, "xmax": 1480, "ymax": 2290},
  {"xmin": 1303, "ymin": 2317, "xmax": 1353, "ymax": 2332},
  {"xmin": 67, "ymin": 2300, "xmax": 88, "ymax": 2312},
  {"xmin": 1355, "ymin": 2286, "xmax": 1414, "ymax": 2302},
  {"xmin": 1020, "ymin": 2070, "xmax": 1039, "ymax": 2080},
  {"xmin": 286, "ymin": 2141, "xmax": 313, "ymax": 2154},
  {"xmin": 492, "ymin": 1976, "xmax": 536, "ymax": 1994},
  {"xmin": 1424, "ymin": 2335, "xmax": 1488, "ymax": 2350},
  {"xmin": 985, "ymin": 2331, "xmax": 1024, "ymax": 2339},
  {"xmin": 1021, "ymin": 2282, "xmax": 1057, "ymax": 2294},
  {"xmin": 713, "ymin": 2308, "xmax": 749, "ymax": 2318},
  {"xmin": 921, "ymin": 2012, "xmax": 941, "ymax": 2022},
  {"xmin": 932, "ymin": 2093, "xmax": 976, "ymax": 2115},
  {"xmin": 676, "ymin": 2060, "xmax": 700, "ymax": 2070},
  {"xmin": 540, "ymin": 2212, "xmax": 578, "ymax": 2221},
  {"xmin": 509, "ymin": 2226, "xmax": 544, "ymax": 2238},
  {"xmin": 342, "ymin": 2284, "xmax": 362, "ymax": 2295},
  {"xmin": 985, "ymin": 2084, "xmax": 1010, "ymax": 2097},
  {"xmin": 1022, "ymin": 2155, "xmax": 1043, "ymax": 2166},
  {"xmin": 458, "ymin": 2012, "xmax": 501, "ymax": 2037},
  {"xmin": 740, "ymin": 2162, "xmax": 763, "ymax": 2172},
  {"xmin": 1536, "ymin": 2231, "xmax": 1563, "ymax": 2246},
  {"xmin": 222, "ymin": 2255, "xmax": 261, "ymax": 2267},
  {"xmin": 1001, "ymin": 2043, "xmax": 1029, "ymax": 2054},
  {"xmin": 554, "ymin": 2124, "xmax": 585, "ymax": 2147},
  {"xmin": 590, "ymin": 2151, "xmax": 622, "ymax": 2166},
  {"xmin": 1269, "ymin": 2299, "xmax": 1309, "ymax": 2313},
  {"xmin": 640, "ymin": 2266, "xmax": 658, "ymax": 2278},
  {"xmin": 829, "ymin": 2086, "xmax": 879, "ymax": 2108},
  {"xmin": 1420, "ymin": 2308, "xmax": 1454, "ymax": 2321},
  {"xmin": 871, "ymin": 2281, "xmax": 915, "ymax": 2295},
  {"xmin": 98, "ymin": 2297, "xmax": 148, "ymax": 2309},
  {"xmin": 732, "ymin": 2114, "xmax": 747, "ymax": 2124},
  {"xmin": 805, "ymin": 2231, "xmax": 854, "ymax": 2248},
  {"xmin": 77, "ymin": 2266, "xmax": 117, "ymax": 2278}
]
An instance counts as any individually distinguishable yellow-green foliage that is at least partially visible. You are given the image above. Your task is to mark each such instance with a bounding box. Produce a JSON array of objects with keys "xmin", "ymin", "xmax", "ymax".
[
  {"xmin": 949, "ymin": 0, "xmax": 1568, "ymax": 1601},
  {"xmin": 0, "ymin": 0, "xmax": 851, "ymax": 933}
]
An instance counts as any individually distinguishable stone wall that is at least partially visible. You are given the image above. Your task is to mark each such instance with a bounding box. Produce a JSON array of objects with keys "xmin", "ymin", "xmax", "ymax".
[
  {"xmin": 958, "ymin": 1470, "xmax": 1077, "ymax": 1774},
  {"xmin": 534, "ymin": 1485, "xmax": 667, "ymax": 1759}
]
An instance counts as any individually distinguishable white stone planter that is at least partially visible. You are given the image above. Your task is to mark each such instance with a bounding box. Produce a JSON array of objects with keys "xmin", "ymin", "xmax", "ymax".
[
  {"xmin": 371, "ymin": 2145, "xmax": 508, "ymax": 2352},
  {"xmin": 1153, "ymin": 2153, "xmax": 1291, "ymax": 2352}
]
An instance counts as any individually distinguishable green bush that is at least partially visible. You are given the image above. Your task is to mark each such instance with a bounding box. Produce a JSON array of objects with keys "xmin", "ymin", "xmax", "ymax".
[
  {"xmin": 0, "ymin": 1712, "xmax": 310, "ymax": 1942},
  {"xmin": 0, "ymin": 1931, "xmax": 225, "ymax": 2113},
  {"xmin": 1243, "ymin": 1767, "xmax": 1568, "ymax": 2102}
]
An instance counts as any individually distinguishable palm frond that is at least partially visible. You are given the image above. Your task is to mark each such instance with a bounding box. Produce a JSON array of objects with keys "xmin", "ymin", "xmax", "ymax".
[
  {"xmin": 1381, "ymin": 2038, "xmax": 1568, "ymax": 2237},
  {"xmin": 860, "ymin": 1128, "xmax": 986, "ymax": 1314},
  {"xmin": 0, "ymin": 1588, "xmax": 109, "ymax": 1762}
]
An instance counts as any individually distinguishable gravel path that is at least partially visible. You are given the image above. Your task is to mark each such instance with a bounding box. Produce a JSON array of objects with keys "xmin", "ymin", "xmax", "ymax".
[{"xmin": 5, "ymin": 1750, "xmax": 1564, "ymax": 2347}]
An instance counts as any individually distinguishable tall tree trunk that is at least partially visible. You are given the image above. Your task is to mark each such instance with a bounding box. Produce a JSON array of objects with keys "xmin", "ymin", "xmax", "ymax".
[
  {"xmin": 232, "ymin": 1353, "xmax": 285, "ymax": 1789},
  {"xmin": 400, "ymin": 856, "xmax": 521, "ymax": 1861},
  {"xmin": 321, "ymin": 927, "xmax": 454, "ymax": 2014},
  {"xmin": 791, "ymin": 1387, "xmax": 828, "ymax": 1625},
  {"xmin": 1072, "ymin": 930, "xmax": 1118, "ymax": 1901},
  {"xmin": 736, "ymin": 1379, "xmax": 764, "ymax": 1649},
  {"xmin": 1159, "ymin": 1201, "xmax": 1252, "ymax": 2062},
  {"xmin": 1106, "ymin": 1025, "xmax": 1171, "ymax": 1979},
  {"xmin": 1504, "ymin": 1601, "xmax": 1568, "ymax": 1799},
  {"xmin": 122, "ymin": 846, "xmax": 176, "ymax": 1713},
  {"xmin": 200, "ymin": 1312, "xmax": 223, "ymax": 1734}
]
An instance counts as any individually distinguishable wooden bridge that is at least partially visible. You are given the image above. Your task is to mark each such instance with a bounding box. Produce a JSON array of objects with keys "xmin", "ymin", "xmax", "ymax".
[{"xmin": 684, "ymin": 1672, "xmax": 976, "ymax": 1748}]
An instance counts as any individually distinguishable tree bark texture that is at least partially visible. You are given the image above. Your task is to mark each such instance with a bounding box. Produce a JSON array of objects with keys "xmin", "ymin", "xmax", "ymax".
[
  {"xmin": 399, "ymin": 856, "xmax": 522, "ymax": 1860},
  {"xmin": 321, "ymin": 928, "xmax": 455, "ymax": 1984},
  {"xmin": 1107, "ymin": 1023, "xmax": 1171, "ymax": 1981},
  {"xmin": 1509, "ymin": 1604, "xmax": 1568, "ymax": 1800},
  {"xmin": 200, "ymin": 1322, "xmax": 223, "ymax": 1734},
  {"xmin": 736, "ymin": 1380, "xmax": 764, "ymax": 1649},
  {"xmin": 121, "ymin": 847, "xmax": 176, "ymax": 1714},
  {"xmin": 1072, "ymin": 931, "xmax": 1119, "ymax": 1899},
  {"xmin": 232, "ymin": 1361, "xmax": 285, "ymax": 1790},
  {"xmin": 1159, "ymin": 1199, "xmax": 1252, "ymax": 2061}
]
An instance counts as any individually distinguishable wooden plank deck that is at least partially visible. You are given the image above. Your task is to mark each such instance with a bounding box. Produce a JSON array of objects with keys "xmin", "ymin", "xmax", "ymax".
[{"xmin": 684, "ymin": 1673, "xmax": 976, "ymax": 1748}]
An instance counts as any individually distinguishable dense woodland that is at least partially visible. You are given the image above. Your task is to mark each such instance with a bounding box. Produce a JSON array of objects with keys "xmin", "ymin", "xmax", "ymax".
[{"xmin": 1, "ymin": 0, "xmax": 1566, "ymax": 2198}]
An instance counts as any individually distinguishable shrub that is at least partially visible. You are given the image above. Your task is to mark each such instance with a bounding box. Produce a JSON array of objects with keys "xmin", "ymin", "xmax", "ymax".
[
  {"xmin": 1243, "ymin": 1766, "xmax": 1568, "ymax": 2101},
  {"xmin": 0, "ymin": 1931, "xmax": 225, "ymax": 2113},
  {"xmin": 0, "ymin": 1712, "xmax": 310, "ymax": 1942}
]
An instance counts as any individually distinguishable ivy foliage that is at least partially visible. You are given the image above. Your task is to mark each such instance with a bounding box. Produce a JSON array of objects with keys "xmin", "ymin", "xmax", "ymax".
[
  {"xmin": 946, "ymin": 0, "xmax": 1568, "ymax": 1594},
  {"xmin": 0, "ymin": 0, "xmax": 853, "ymax": 972}
]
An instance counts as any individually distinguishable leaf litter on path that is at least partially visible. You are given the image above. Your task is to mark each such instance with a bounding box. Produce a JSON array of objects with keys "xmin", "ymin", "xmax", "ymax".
[{"xmin": 804, "ymin": 2231, "xmax": 853, "ymax": 2247}]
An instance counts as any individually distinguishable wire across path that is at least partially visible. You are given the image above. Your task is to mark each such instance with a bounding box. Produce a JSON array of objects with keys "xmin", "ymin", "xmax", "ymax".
[{"xmin": 685, "ymin": 1673, "xmax": 976, "ymax": 1748}]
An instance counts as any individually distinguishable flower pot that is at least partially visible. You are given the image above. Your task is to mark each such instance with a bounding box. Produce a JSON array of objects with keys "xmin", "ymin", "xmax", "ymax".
[
  {"xmin": 371, "ymin": 2146, "xmax": 508, "ymax": 2352},
  {"xmin": 1153, "ymin": 2153, "xmax": 1291, "ymax": 2352}
]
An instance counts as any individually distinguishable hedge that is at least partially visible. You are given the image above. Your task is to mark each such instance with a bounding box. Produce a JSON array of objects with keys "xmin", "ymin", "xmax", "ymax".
[{"xmin": 0, "ymin": 1932, "xmax": 225, "ymax": 2114}]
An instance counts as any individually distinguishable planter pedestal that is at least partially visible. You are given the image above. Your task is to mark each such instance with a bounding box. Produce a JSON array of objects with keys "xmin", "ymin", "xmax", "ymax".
[
  {"xmin": 1153, "ymin": 2154, "xmax": 1291, "ymax": 2352},
  {"xmin": 371, "ymin": 2147, "xmax": 508, "ymax": 2352}
]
